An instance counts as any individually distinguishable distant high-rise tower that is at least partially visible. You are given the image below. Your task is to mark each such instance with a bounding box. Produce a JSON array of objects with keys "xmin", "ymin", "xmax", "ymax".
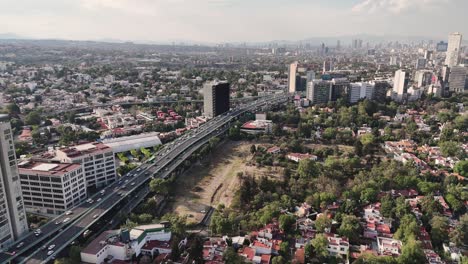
[
  {"xmin": 288, "ymin": 62, "xmax": 298, "ymax": 93},
  {"xmin": 445, "ymin": 32, "xmax": 463, "ymax": 67},
  {"xmin": 323, "ymin": 59, "xmax": 334, "ymax": 73},
  {"xmin": 393, "ymin": 70, "xmax": 408, "ymax": 102},
  {"xmin": 336, "ymin": 40, "xmax": 341, "ymax": 50},
  {"xmin": 0, "ymin": 115, "xmax": 28, "ymax": 248},
  {"xmin": 203, "ymin": 81, "xmax": 230, "ymax": 118}
]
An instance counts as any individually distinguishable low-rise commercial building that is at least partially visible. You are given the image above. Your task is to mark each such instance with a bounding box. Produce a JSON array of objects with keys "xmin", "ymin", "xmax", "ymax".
[
  {"xmin": 18, "ymin": 160, "xmax": 86, "ymax": 216},
  {"xmin": 56, "ymin": 143, "xmax": 116, "ymax": 189}
]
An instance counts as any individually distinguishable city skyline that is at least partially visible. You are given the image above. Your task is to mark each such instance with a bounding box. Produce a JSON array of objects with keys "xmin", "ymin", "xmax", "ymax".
[{"xmin": 0, "ymin": 0, "xmax": 467, "ymax": 43}]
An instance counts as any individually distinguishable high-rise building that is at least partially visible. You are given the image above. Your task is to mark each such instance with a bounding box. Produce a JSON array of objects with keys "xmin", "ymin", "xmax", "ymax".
[
  {"xmin": 393, "ymin": 70, "xmax": 408, "ymax": 102},
  {"xmin": 56, "ymin": 142, "xmax": 117, "ymax": 190},
  {"xmin": 306, "ymin": 80, "xmax": 331, "ymax": 105},
  {"xmin": 349, "ymin": 82, "xmax": 375, "ymax": 103},
  {"xmin": 203, "ymin": 81, "xmax": 230, "ymax": 118},
  {"xmin": 448, "ymin": 65, "xmax": 467, "ymax": 93},
  {"xmin": 323, "ymin": 59, "xmax": 334, "ymax": 73},
  {"xmin": 414, "ymin": 71, "xmax": 433, "ymax": 88},
  {"xmin": 336, "ymin": 40, "xmax": 341, "ymax": 50},
  {"xmin": 424, "ymin": 50, "xmax": 434, "ymax": 60},
  {"xmin": 436, "ymin": 41, "xmax": 448, "ymax": 52},
  {"xmin": 288, "ymin": 62, "xmax": 298, "ymax": 93},
  {"xmin": 372, "ymin": 81, "xmax": 390, "ymax": 102},
  {"xmin": 18, "ymin": 160, "xmax": 86, "ymax": 216},
  {"xmin": 445, "ymin": 32, "xmax": 463, "ymax": 67},
  {"xmin": 0, "ymin": 115, "xmax": 28, "ymax": 248},
  {"xmin": 415, "ymin": 58, "xmax": 427, "ymax": 70},
  {"xmin": 306, "ymin": 71, "xmax": 316, "ymax": 83},
  {"xmin": 330, "ymin": 78, "xmax": 350, "ymax": 102}
]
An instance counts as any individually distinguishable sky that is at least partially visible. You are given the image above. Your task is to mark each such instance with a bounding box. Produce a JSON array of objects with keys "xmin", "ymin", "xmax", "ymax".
[{"xmin": 0, "ymin": 0, "xmax": 466, "ymax": 43}]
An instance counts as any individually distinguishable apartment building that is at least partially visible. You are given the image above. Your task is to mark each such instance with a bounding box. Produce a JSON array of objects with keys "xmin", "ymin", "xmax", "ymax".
[
  {"xmin": 0, "ymin": 115, "xmax": 28, "ymax": 249},
  {"xmin": 18, "ymin": 160, "xmax": 86, "ymax": 216},
  {"xmin": 56, "ymin": 142, "xmax": 116, "ymax": 189}
]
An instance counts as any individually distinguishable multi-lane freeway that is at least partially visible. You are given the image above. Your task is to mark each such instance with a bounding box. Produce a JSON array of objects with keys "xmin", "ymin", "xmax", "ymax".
[{"xmin": 2, "ymin": 93, "xmax": 289, "ymax": 264}]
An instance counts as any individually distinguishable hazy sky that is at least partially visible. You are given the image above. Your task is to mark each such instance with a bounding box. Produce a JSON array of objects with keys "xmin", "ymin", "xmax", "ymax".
[{"xmin": 0, "ymin": 0, "xmax": 466, "ymax": 43}]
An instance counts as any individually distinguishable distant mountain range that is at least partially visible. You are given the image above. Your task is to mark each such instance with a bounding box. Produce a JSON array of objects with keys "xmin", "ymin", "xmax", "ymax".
[{"xmin": 0, "ymin": 32, "xmax": 466, "ymax": 47}]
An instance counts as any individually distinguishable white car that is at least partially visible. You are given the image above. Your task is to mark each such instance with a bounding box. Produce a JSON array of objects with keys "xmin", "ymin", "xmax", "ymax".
[
  {"xmin": 63, "ymin": 218, "xmax": 70, "ymax": 223},
  {"xmin": 16, "ymin": 242, "xmax": 24, "ymax": 249},
  {"xmin": 47, "ymin": 250, "xmax": 54, "ymax": 256},
  {"xmin": 100, "ymin": 189, "xmax": 105, "ymax": 195},
  {"xmin": 86, "ymin": 198, "xmax": 93, "ymax": 204},
  {"xmin": 93, "ymin": 214, "xmax": 99, "ymax": 219},
  {"xmin": 65, "ymin": 210, "xmax": 73, "ymax": 215},
  {"xmin": 97, "ymin": 198, "xmax": 102, "ymax": 202},
  {"xmin": 48, "ymin": 244, "xmax": 55, "ymax": 250},
  {"xmin": 131, "ymin": 182, "xmax": 135, "ymax": 186}
]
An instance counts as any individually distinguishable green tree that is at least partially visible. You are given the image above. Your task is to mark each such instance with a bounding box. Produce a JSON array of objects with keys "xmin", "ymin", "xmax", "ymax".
[
  {"xmin": 338, "ymin": 215, "xmax": 361, "ymax": 241},
  {"xmin": 311, "ymin": 234, "xmax": 329, "ymax": 260},
  {"xmin": 315, "ymin": 214, "xmax": 332, "ymax": 233},
  {"xmin": 398, "ymin": 238, "xmax": 426, "ymax": 264},
  {"xmin": 380, "ymin": 194, "xmax": 395, "ymax": 218},
  {"xmin": 189, "ymin": 236, "xmax": 204, "ymax": 263},
  {"xmin": 279, "ymin": 214, "xmax": 296, "ymax": 233},
  {"xmin": 360, "ymin": 188, "xmax": 378, "ymax": 204},
  {"xmin": 430, "ymin": 215, "xmax": 449, "ymax": 249},
  {"xmin": 6, "ymin": 103, "xmax": 21, "ymax": 115},
  {"xmin": 439, "ymin": 141, "xmax": 461, "ymax": 158},
  {"xmin": 449, "ymin": 214, "xmax": 468, "ymax": 246},
  {"xmin": 25, "ymin": 111, "xmax": 42, "ymax": 125},
  {"xmin": 454, "ymin": 160, "xmax": 468, "ymax": 177},
  {"xmin": 297, "ymin": 159, "xmax": 319, "ymax": 179},
  {"xmin": 360, "ymin": 133, "xmax": 375, "ymax": 146},
  {"xmin": 250, "ymin": 144, "xmax": 257, "ymax": 154},
  {"xmin": 223, "ymin": 248, "xmax": 245, "ymax": 263},
  {"xmin": 272, "ymin": 256, "xmax": 285, "ymax": 264},
  {"xmin": 394, "ymin": 214, "xmax": 419, "ymax": 242},
  {"xmin": 149, "ymin": 178, "xmax": 170, "ymax": 195}
]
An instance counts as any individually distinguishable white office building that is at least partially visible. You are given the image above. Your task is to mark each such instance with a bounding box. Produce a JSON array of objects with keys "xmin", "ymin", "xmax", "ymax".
[
  {"xmin": 392, "ymin": 70, "xmax": 407, "ymax": 102},
  {"xmin": 445, "ymin": 32, "xmax": 463, "ymax": 67},
  {"xmin": 349, "ymin": 82, "xmax": 375, "ymax": 103},
  {"xmin": 56, "ymin": 142, "xmax": 116, "ymax": 189},
  {"xmin": 0, "ymin": 115, "xmax": 28, "ymax": 249},
  {"xmin": 18, "ymin": 161, "xmax": 86, "ymax": 216}
]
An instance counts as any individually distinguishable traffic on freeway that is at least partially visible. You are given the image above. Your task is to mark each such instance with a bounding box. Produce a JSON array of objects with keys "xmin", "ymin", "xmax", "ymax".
[{"xmin": 9, "ymin": 93, "xmax": 289, "ymax": 264}]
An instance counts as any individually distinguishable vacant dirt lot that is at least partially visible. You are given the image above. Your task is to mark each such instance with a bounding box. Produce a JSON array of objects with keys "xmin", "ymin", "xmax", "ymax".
[{"xmin": 165, "ymin": 140, "xmax": 284, "ymax": 224}]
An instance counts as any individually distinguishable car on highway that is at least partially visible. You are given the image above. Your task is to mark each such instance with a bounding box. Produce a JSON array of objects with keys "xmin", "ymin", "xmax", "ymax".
[
  {"xmin": 100, "ymin": 189, "xmax": 105, "ymax": 195},
  {"xmin": 63, "ymin": 217, "xmax": 70, "ymax": 223},
  {"xmin": 65, "ymin": 210, "xmax": 73, "ymax": 215},
  {"xmin": 48, "ymin": 244, "xmax": 55, "ymax": 250},
  {"xmin": 34, "ymin": 229, "xmax": 42, "ymax": 236},
  {"xmin": 93, "ymin": 214, "xmax": 99, "ymax": 218},
  {"xmin": 55, "ymin": 220, "xmax": 60, "ymax": 225},
  {"xmin": 87, "ymin": 198, "xmax": 94, "ymax": 204},
  {"xmin": 97, "ymin": 198, "xmax": 102, "ymax": 202},
  {"xmin": 131, "ymin": 182, "xmax": 135, "ymax": 186},
  {"xmin": 47, "ymin": 250, "xmax": 54, "ymax": 256},
  {"xmin": 136, "ymin": 168, "xmax": 141, "ymax": 172},
  {"xmin": 16, "ymin": 242, "xmax": 24, "ymax": 249},
  {"xmin": 41, "ymin": 245, "xmax": 47, "ymax": 251}
]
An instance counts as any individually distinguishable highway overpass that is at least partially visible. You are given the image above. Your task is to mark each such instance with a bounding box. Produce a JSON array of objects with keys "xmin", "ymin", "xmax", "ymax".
[{"xmin": 2, "ymin": 93, "xmax": 289, "ymax": 264}]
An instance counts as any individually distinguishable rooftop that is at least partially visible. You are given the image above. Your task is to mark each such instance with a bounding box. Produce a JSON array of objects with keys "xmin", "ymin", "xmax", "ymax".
[{"xmin": 18, "ymin": 160, "xmax": 82, "ymax": 177}]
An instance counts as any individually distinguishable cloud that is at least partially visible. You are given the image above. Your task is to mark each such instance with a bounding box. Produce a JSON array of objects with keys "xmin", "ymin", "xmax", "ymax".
[{"xmin": 351, "ymin": 0, "xmax": 447, "ymax": 14}]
